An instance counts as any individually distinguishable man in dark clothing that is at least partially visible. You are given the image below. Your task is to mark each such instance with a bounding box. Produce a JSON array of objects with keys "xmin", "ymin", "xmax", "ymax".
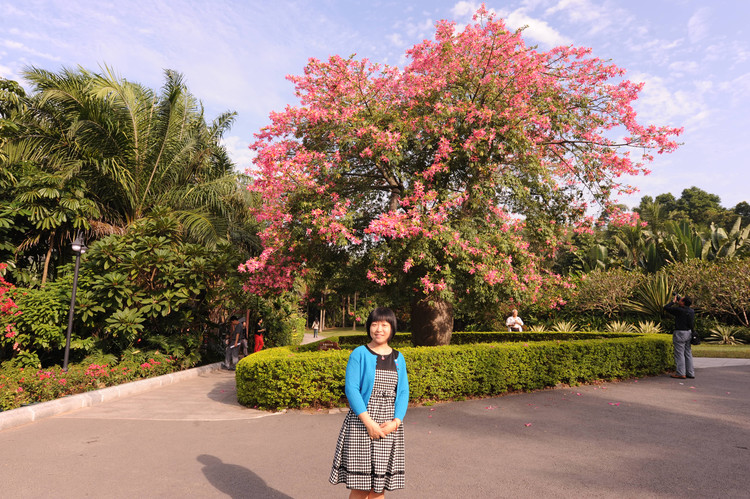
[
  {"xmin": 664, "ymin": 295, "xmax": 696, "ymax": 379},
  {"xmin": 224, "ymin": 316, "xmax": 241, "ymax": 370},
  {"xmin": 238, "ymin": 317, "xmax": 249, "ymax": 358}
]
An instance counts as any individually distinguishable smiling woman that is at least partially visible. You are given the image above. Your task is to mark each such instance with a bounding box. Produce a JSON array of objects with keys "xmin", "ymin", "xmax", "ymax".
[{"xmin": 329, "ymin": 307, "xmax": 409, "ymax": 498}]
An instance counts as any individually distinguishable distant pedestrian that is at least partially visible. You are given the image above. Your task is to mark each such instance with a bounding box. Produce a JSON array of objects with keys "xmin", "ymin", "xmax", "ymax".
[
  {"xmin": 224, "ymin": 316, "xmax": 241, "ymax": 370},
  {"xmin": 329, "ymin": 307, "xmax": 409, "ymax": 497},
  {"xmin": 664, "ymin": 295, "xmax": 696, "ymax": 379},
  {"xmin": 312, "ymin": 319, "xmax": 320, "ymax": 338},
  {"xmin": 254, "ymin": 317, "xmax": 266, "ymax": 353},
  {"xmin": 238, "ymin": 318, "xmax": 249, "ymax": 358},
  {"xmin": 506, "ymin": 309, "xmax": 524, "ymax": 332}
]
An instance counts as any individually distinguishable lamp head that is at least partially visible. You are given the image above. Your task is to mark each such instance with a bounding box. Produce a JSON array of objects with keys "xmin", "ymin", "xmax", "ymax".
[{"xmin": 71, "ymin": 234, "xmax": 86, "ymax": 253}]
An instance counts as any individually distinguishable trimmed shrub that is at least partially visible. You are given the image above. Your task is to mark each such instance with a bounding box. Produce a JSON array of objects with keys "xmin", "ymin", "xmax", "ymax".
[
  {"xmin": 314, "ymin": 331, "xmax": 641, "ymax": 350},
  {"xmin": 235, "ymin": 333, "xmax": 672, "ymax": 410}
]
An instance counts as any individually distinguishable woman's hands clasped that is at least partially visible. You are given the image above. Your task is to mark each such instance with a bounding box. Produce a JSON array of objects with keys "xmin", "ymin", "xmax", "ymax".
[
  {"xmin": 379, "ymin": 419, "xmax": 401, "ymax": 436},
  {"xmin": 359, "ymin": 412, "xmax": 401, "ymax": 440}
]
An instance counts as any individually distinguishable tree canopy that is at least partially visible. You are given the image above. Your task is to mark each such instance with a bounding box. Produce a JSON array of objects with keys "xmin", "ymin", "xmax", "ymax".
[{"xmin": 241, "ymin": 8, "xmax": 682, "ymax": 343}]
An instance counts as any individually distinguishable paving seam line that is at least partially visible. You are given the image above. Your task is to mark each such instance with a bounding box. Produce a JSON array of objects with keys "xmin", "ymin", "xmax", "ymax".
[{"xmin": 0, "ymin": 362, "xmax": 222, "ymax": 432}]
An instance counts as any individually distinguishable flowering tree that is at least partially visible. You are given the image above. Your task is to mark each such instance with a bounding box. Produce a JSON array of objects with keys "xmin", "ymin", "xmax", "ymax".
[
  {"xmin": 241, "ymin": 7, "xmax": 681, "ymax": 345},
  {"xmin": 0, "ymin": 263, "xmax": 21, "ymax": 358}
]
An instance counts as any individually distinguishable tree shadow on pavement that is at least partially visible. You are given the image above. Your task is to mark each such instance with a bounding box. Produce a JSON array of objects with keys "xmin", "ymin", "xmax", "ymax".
[
  {"xmin": 205, "ymin": 372, "xmax": 243, "ymax": 407},
  {"xmin": 197, "ymin": 454, "xmax": 292, "ymax": 498}
]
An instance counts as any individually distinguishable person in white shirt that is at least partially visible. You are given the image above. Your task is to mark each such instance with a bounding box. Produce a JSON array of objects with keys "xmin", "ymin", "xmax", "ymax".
[{"xmin": 506, "ymin": 309, "xmax": 524, "ymax": 332}]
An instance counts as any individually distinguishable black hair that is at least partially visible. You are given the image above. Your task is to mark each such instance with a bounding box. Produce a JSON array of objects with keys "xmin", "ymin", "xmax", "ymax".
[
  {"xmin": 229, "ymin": 315, "xmax": 239, "ymax": 322},
  {"xmin": 682, "ymin": 296, "xmax": 692, "ymax": 307},
  {"xmin": 365, "ymin": 307, "xmax": 397, "ymax": 341}
]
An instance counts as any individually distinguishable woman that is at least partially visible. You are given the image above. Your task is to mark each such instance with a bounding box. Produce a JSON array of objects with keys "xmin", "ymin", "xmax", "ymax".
[
  {"xmin": 312, "ymin": 319, "xmax": 320, "ymax": 338},
  {"xmin": 329, "ymin": 307, "xmax": 409, "ymax": 498},
  {"xmin": 254, "ymin": 317, "xmax": 266, "ymax": 353}
]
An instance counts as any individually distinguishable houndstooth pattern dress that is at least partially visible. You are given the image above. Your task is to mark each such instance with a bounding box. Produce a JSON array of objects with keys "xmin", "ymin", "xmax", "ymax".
[{"xmin": 329, "ymin": 357, "xmax": 405, "ymax": 492}]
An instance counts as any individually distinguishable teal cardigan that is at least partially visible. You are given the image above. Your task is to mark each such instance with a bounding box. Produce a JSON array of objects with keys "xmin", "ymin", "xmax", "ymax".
[{"xmin": 344, "ymin": 345, "xmax": 409, "ymax": 421}]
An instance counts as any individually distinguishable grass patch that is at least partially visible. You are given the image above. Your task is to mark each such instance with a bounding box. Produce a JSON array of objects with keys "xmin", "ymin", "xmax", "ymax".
[{"xmin": 692, "ymin": 344, "xmax": 750, "ymax": 359}]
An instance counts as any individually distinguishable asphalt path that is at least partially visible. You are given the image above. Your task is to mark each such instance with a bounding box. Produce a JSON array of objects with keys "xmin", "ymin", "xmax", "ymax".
[{"xmin": 1, "ymin": 358, "xmax": 748, "ymax": 498}]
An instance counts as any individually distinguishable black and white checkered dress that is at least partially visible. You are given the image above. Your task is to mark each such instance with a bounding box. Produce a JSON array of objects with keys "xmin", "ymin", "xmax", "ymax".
[{"xmin": 329, "ymin": 352, "xmax": 405, "ymax": 492}]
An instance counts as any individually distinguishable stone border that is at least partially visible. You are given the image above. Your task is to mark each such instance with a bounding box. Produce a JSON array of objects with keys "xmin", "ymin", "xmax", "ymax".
[{"xmin": 0, "ymin": 362, "xmax": 222, "ymax": 432}]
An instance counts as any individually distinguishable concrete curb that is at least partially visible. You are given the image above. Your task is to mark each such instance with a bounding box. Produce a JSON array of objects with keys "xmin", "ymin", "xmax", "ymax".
[{"xmin": 0, "ymin": 362, "xmax": 222, "ymax": 432}]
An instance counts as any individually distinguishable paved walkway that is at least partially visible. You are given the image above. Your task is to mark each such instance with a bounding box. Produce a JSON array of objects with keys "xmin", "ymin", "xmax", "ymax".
[{"xmin": 1, "ymin": 358, "xmax": 748, "ymax": 498}]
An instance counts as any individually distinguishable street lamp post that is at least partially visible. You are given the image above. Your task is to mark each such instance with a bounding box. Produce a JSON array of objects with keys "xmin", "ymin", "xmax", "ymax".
[{"xmin": 63, "ymin": 234, "xmax": 87, "ymax": 371}]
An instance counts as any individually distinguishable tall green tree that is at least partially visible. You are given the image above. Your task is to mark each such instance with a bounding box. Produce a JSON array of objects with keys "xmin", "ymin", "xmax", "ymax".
[
  {"xmin": 676, "ymin": 186, "xmax": 729, "ymax": 228},
  {"xmin": 1, "ymin": 68, "xmax": 257, "ymax": 283}
]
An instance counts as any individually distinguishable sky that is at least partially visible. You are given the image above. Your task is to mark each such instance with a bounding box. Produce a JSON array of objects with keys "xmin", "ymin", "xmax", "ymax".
[{"xmin": 2, "ymin": 0, "xmax": 749, "ymax": 210}]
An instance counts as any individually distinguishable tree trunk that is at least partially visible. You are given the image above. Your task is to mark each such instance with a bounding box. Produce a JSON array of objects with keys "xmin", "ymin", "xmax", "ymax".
[
  {"xmin": 353, "ymin": 292, "xmax": 358, "ymax": 330},
  {"xmin": 41, "ymin": 231, "xmax": 56, "ymax": 286},
  {"xmin": 410, "ymin": 296, "xmax": 454, "ymax": 346}
]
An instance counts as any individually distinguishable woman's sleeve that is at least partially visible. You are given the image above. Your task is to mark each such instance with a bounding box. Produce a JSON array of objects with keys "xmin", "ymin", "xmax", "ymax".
[
  {"xmin": 344, "ymin": 349, "xmax": 367, "ymax": 416},
  {"xmin": 394, "ymin": 355, "xmax": 409, "ymax": 421}
]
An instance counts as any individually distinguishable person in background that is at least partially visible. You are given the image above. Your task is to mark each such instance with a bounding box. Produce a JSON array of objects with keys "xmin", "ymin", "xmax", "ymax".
[
  {"xmin": 238, "ymin": 317, "xmax": 248, "ymax": 359},
  {"xmin": 506, "ymin": 309, "xmax": 524, "ymax": 332},
  {"xmin": 224, "ymin": 316, "xmax": 241, "ymax": 370},
  {"xmin": 254, "ymin": 317, "xmax": 266, "ymax": 353},
  {"xmin": 312, "ymin": 318, "xmax": 320, "ymax": 338},
  {"xmin": 664, "ymin": 295, "xmax": 696, "ymax": 379}
]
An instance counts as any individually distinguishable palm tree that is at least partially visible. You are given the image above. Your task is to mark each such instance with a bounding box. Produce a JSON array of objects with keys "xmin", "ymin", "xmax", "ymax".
[{"xmin": 2, "ymin": 66, "xmax": 256, "ymax": 282}]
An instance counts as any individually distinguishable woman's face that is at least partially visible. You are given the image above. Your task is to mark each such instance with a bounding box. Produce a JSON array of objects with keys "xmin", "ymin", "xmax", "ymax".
[{"xmin": 369, "ymin": 320, "xmax": 392, "ymax": 346}]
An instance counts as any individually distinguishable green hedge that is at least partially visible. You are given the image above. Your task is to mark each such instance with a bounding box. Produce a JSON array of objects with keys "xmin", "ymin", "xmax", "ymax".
[
  {"xmin": 236, "ymin": 333, "xmax": 673, "ymax": 410},
  {"xmin": 327, "ymin": 331, "xmax": 639, "ymax": 348}
]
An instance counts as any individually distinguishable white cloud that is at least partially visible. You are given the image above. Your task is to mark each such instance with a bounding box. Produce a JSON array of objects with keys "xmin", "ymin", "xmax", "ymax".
[
  {"xmin": 387, "ymin": 33, "xmax": 405, "ymax": 46},
  {"xmin": 502, "ymin": 9, "xmax": 571, "ymax": 47},
  {"xmin": 545, "ymin": 0, "xmax": 595, "ymax": 23},
  {"xmin": 624, "ymin": 37, "xmax": 685, "ymax": 67},
  {"xmin": 404, "ymin": 17, "xmax": 435, "ymax": 39},
  {"xmin": 0, "ymin": 63, "xmax": 21, "ymax": 81},
  {"xmin": 451, "ymin": 1, "xmax": 480, "ymax": 19},
  {"xmin": 668, "ymin": 60, "xmax": 699, "ymax": 74},
  {"xmin": 687, "ymin": 7, "xmax": 711, "ymax": 43},
  {"xmin": 631, "ymin": 73, "xmax": 710, "ymax": 131},
  {"xmin": 544, "ymin": 0, "xmax": 633, "ymax": 37},
  {"xmin": 1, "ymin": 39, "xmax": 61, "ymax": 62},
  {"xmin": 221, "ymin": 135, "xmax": 256, "ymax": 174},
  {"xmin": 718, "ymin": 72, "xmax": 750, "ymax": 104}
]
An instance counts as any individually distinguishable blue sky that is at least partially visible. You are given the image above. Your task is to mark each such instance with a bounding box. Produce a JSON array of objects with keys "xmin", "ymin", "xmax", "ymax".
[{"xmin": 2, "ymin": 0, "xmax": 748, "ymax": 210}]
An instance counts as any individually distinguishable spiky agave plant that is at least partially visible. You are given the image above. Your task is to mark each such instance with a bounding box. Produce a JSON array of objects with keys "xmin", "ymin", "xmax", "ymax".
[
  {"xmin": 635, "ymin": 321, "xmax": 663, "ymax": 335},
  {"xmin": 706, "ymin": 325, "xmax": 746, "ymax": 345},
  {"xmin": 551, "ymin": 320, "xmax": 577, "ymax": 332},
  {"xmin": 605, "ymin": 321, "xmax": 636, "ymax": 333},
  {"xmin": 625, "ymin": 272, "xmax": 676, "ymax": 318}
]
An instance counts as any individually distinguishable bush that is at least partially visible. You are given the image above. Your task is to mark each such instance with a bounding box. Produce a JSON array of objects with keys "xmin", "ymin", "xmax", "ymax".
[
  {"xmin": 667, "ymin": 258, "xmax": 750, "ymax": 327},
  {"xmin": 304, "ymin": 331, "xmax": 639, "ymax": 350},
  {"xmin": 0, "ymin": 279, "xmax": 70, "ymax": 367},
  {"xmin": 0, "ymin": 350, "xmax": 180, "ymax": 411},
  {"xmin": 235, "ymin": 332, "xmax": 672, "ymax": 410},
  {"xmin": 570, "ymin": 268, "xmax": 645, "ymax": 318}
]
